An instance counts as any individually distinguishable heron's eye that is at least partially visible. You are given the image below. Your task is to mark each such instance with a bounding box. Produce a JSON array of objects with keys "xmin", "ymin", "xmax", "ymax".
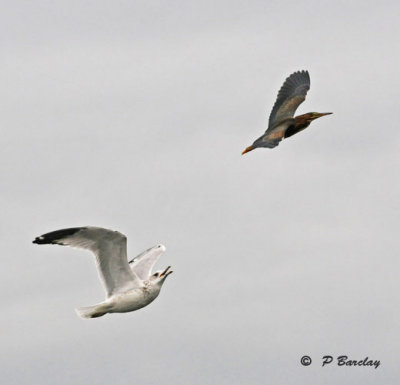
[{"xmin": 153, "ymin": 273, "xmax": 159, "ymax": 277}]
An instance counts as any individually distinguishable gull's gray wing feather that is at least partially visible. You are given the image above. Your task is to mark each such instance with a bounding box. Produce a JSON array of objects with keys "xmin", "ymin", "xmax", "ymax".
[
  {"xmin": 128, "ymin": 244, "xmax": 166, "ymax": 280},
  {"xmin": 33, "ymin": 226, "xmax": 142, "ymax": 296},
  {"xmin": 267, "ymin": 70, "xmax": 310, "ymax": 130}
]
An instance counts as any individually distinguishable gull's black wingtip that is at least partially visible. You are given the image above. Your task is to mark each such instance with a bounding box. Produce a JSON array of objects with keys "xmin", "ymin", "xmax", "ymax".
[
  {"xmin": 32, "ymin": 236, "xmax": 50, "ymax": 245},
  {"xmin": 32, "ymin": 227, "xmax": 84, "ymax": 245}
]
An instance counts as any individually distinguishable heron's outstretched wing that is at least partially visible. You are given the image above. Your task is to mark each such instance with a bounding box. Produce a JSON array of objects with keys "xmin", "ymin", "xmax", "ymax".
[
  {"xmin": 267, "ymin": 70, "xmax": 310, "ymax": 130},
  {"xmin": 128, "ymin": 244, "xmax": 166, "ymax": 280},
  {"xmin": 33, "ymin": 226, "xmax": 142, "ymax": 296},
  {"xmin": 251, "ymin": 118, "xmax": 294, "ymax": 149}
]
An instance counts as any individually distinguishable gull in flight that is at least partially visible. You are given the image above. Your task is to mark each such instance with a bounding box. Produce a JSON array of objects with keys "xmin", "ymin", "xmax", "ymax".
[{"xmin": 33, "ymin": 226, "xmax": 173, "ymax": 319}]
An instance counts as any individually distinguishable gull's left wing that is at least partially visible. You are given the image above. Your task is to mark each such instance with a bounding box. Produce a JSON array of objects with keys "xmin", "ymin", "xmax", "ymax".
[{"xmin": 33, "ymin": 226, "xmax": 142, "ymax": 297}]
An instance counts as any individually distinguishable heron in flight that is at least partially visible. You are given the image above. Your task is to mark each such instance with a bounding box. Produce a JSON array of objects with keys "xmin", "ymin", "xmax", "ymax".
[
  {"xmin": 33, "ymin": 226, "xmax": 173, "ymax": 319},
  {"xmin": 242, "ymin": 70, "xmax": 332, "ymax": 154}
]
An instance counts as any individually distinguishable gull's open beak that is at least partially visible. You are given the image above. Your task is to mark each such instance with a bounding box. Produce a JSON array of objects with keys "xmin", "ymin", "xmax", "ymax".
[
  {"xmin": 241, "ymin": 146, "xmax": 254, "ymax": 155},
  {"xmin": 160, "ymin": 266, "xmax": 171, "ymax": 277}
]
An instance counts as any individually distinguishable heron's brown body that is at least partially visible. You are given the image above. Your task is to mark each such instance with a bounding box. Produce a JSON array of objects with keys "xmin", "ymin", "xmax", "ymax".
[{"xmin": 242, "ymin": 71, "xmax": 332, "ymax": 154}]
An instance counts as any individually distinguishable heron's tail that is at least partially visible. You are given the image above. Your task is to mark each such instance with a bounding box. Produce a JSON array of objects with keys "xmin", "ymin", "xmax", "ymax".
[{"xmin": 75, "ymin": 303, "xmax": 110, "ymax": 319}]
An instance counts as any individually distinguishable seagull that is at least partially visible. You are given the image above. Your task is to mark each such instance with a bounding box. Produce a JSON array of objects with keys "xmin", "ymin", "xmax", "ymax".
[
  {"xmin": 242, "ymin": 70, "xmax": 332, "ymax": 153},
  {"xmin": 33, "ymin": 226, "xmax": 173, "ymax": 319}
]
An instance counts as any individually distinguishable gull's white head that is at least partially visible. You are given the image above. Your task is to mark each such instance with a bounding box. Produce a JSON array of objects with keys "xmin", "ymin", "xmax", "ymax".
[
  {"xmin": 150, "ymin": 265, "xmax": 173, "ymax": 287},
  {"xmin": 148, "ymin": 244, "xmax": 173, "ymax": 286}
]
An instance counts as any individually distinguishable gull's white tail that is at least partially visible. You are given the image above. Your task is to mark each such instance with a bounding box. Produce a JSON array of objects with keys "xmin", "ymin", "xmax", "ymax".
[{"xmin": 75, "ymin": 303, "xmax": 110, "ymax": 319}]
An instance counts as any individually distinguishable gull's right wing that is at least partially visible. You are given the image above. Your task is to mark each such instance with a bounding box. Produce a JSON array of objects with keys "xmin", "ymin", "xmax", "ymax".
[{"xmin": 129, "ymin": 244, "xmax": 166, "ymax": 280}]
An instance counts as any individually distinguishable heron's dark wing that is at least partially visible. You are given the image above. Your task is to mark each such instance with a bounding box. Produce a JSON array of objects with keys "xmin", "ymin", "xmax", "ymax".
[
  {"xmin": 257, "ymin": 135, "xmax": 282, "ymax": 149},
  {"xmin": 267, "ymin": 70, "xmax": 310, "ymax": 130},
  {"xmin": 253, "ymin": 118, "xmax": 293, "ymax": 149}
]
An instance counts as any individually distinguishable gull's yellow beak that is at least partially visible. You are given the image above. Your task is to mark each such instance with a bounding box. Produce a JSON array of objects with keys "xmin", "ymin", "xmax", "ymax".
[
  {"xmin": 241, "ymin": 146, "xmax": 254, "ymax": 155},
  {"xmin": 160, "ymin": 266, "xmax": 171, "ymax": 277}
]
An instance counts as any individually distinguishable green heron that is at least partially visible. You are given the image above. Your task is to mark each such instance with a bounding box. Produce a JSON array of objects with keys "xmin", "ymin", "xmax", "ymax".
[{"xmin": 242, "ymin": 70, "xmax": 332, "ymax": 154}]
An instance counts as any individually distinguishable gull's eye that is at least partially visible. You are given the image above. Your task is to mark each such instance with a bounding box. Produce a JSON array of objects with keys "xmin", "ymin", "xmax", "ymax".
[{"xmin": 153, "ymin": 272, "xmax": 159, "ymax": 278}]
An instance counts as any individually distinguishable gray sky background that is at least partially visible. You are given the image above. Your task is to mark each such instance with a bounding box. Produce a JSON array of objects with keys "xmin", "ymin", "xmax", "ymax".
[{"xmin": 1, "ymin": 1, "xmax": 399, "ymax": 384}]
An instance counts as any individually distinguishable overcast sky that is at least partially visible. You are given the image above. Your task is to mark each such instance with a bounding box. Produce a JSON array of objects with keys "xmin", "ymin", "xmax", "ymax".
[{"xmin": 1, "ymin": 1, "xmax": 399, "ymax": 384}]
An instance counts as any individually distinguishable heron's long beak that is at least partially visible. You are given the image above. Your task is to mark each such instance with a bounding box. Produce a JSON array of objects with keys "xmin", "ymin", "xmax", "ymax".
[
  {"xmin": 316, "ymin": 112, "xmax": 333, "ymax": 118},
  {"xmin": 241, "ymin": 146, "xmax": 254, "ymax": 155}
]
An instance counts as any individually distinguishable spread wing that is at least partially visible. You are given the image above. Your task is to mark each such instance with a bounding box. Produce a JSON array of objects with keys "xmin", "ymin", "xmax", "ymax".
[
  {"xmin": 128, "ymin": 244, "xmax": 166, "ymax": 280},
  {"xmin": 267, "ymin": 70, "xmax": 310, "ymax": 130},
  {"xmin": 252, "ymin": 118, "xmax": 294, "ymax": 149},
  {"xmin": 33, "ymin": 226, "xmax": 142, "ymax": 297}
]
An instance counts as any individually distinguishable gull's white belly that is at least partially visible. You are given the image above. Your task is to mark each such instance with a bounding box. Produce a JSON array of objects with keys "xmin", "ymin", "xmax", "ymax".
[{"xmin": 107, "ymin": 288, "xmax": 160, "ymax": 313}]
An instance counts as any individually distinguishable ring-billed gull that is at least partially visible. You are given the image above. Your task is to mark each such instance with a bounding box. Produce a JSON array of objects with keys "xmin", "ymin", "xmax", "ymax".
[
  {"xmin": 33, "ymin": 226, "xmax": 173, "ymax": 319},
  {"xmin": 242, "ymin": 70, "xmax": 332, "ymax": 153}
]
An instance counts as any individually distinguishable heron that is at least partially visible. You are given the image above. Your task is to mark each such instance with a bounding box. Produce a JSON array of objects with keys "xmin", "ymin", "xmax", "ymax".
[{"xmin": 242, "ymin": 70, "xmax": 332, "ymax": 154}]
